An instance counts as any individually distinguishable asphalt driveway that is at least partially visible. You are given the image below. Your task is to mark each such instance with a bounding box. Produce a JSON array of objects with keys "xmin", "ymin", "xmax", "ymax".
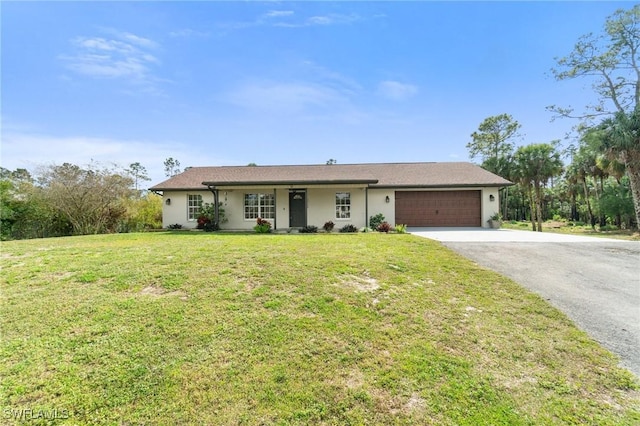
[{"xmin": 410, "ymin": 227, "xmax": 640, "ymax": 377}]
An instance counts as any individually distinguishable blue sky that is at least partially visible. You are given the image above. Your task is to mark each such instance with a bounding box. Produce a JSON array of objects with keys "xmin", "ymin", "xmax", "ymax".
[{"xmin": 1, "ymin": 1, "xmax": 631, "ymax": 185}]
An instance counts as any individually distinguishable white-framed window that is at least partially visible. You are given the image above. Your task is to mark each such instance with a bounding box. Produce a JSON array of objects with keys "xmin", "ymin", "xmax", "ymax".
[
  {"xmin": 244, "ymin": 193, "xmax": 275, "ymax": 220},
  {"xmin": 335, "ymin": 192, "xmax": 351, "ymax": 219},
  {"xmin": 187, "ymin": 194, "xmax": 203, "ymax": 221}
]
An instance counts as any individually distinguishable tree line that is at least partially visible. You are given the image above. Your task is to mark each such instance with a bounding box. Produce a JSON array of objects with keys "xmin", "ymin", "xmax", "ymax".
[
  {"xmin": 469, "ymin": 5, "xmax": 639, "ymax": 231},
  {"xmin": 0, "ymin": 162, "xmax": 162, "ymax": 240},
  {"xmin": 0, "ymin": 156, "xmax": 195, "ymax": 240}
]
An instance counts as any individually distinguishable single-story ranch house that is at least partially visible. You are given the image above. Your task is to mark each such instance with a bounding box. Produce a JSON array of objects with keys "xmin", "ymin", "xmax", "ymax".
[{"xmin": 149, "ymin": 162, "xmax": 512, "ymax": 231}]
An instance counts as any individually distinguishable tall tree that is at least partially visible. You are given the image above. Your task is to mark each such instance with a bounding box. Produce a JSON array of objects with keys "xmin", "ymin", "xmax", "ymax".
[
  {"xmin": 467, "ymin": 114, "xmax": 521, "ymax": 175},
  {"xmin": 38, "ymin": 163, "xmax": 134, "ymax": 235},
  {"xmin": 164, "ymin": 158, "xmax": 182, "ymax": 177},
  {"xmin": 588, "ymin": 109, "xmax": 640, "ymax": 227},
  {"xmin": 514, "ymin": 143, "xmax": 564, "ymax": 232},
  {"xmin": 599, "ymin": 176, "xmax": 635, "ymax": 228},
  {"xmin": 550, "ymin": 5, "xmax": 639, "ymax": 118},
  {"xmin": 551, "ymin": 5, "xmax": 640, "ymax": 228},
  {"xmin": 0, "ymin": 168, "xmax": 72, "ymax": 240},
  {"xmin": 468, "ymin": 114, "xmax": 521, "ymax": 219},
  {"xmin": 127, "ymin": 162, "xmax": 150, "ymax": 191},
  {"xmin": 568, "ymin": 148, "xmax": 598, "ymax": 228},
  {"xmin": 0, "ymin": 175, "xmax": 17, "ymax": 239},
  {"xmin": 557, "ymin": 168, "xmax": 581, "ymax": 222}
]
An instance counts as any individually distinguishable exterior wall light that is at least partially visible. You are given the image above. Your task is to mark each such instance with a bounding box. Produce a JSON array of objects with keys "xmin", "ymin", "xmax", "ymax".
[
  {"xmin": 489, "ymin": 194, "xmax": 495, "ymax": 202},
  {"xmin": 165, "ymin": 198, "xmax": 171, "ymax": 206},
  {"xmin": 385, "ymin": 195, "xmax": 390, "ymax": 203}
]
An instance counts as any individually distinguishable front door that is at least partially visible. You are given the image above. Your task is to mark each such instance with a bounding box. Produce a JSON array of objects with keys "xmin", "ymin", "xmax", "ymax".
[{"xmin": 289, "ymin": 190, "xmax": 306, "ymax": 227}]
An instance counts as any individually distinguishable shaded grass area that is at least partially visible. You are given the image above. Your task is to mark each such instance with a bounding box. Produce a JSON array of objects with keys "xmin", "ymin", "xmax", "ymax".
[
  {"xmin": 502, "ymin": 220, "xmax": 640, "ymax": 241},
  {"xmin": 1, "ymin": 232, "xmax": 638, "ymax": 425}
]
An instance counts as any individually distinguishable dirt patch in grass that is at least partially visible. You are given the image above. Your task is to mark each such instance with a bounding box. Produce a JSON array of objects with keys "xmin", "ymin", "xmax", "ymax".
[
  {"xmin": 338, "ymin": 273, "xmax": 380, "ymax": 292},
  {"xmin": 344, "ymin": 369, "xmax": 365, "ymax": 389},
  {"xmin": 404, "ymin": 393, "xmax": 427, "ymax": 413},
  {"xmin": 0, "ymin": 252, "xmax": 30, "ymax": 259}
]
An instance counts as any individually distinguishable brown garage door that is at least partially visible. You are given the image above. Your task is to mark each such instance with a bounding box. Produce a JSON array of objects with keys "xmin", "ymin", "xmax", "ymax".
[{"xmin": 395, "ymin": 190, "xmax": 481, "ymax": 227}]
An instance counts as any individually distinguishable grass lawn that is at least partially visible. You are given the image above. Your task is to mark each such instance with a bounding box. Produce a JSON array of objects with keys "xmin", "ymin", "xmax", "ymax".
[
  {"xmin": 1, "ymin": 232, "xmax": 638, "ymax": 425},
  {"xmin": 502, "ymin": 221, "xmax": 640, "ymax": 241}
]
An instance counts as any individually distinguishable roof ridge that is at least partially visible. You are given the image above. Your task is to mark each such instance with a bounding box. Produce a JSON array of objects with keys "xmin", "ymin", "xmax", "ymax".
[{"xmin": 187, "ymin": 161, "xmax": 456, "ymax": 169}]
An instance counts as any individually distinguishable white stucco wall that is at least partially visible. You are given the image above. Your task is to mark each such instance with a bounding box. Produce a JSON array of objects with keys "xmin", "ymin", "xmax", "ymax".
[
  {"xmin": 367, "ymin": 189, "xmax": 396, "ymax": 227},
  {"xmin": 306, "ymin": 187, "xmax": 367, "ymax": 229},
  {"xmin": 161, "ymin": 186, "xmax": 503, "ymax": 230},
  {"xmin": 161, "ymin": 190, "xmax": 213, "ymax": 229},
  {"xmin": 482, "ymin": 187, "xmax": 501, "ymax": 227}
]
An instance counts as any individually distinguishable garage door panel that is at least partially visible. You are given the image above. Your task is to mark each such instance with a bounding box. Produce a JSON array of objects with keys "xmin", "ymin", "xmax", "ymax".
[{"xmin": 395, "ymin": 191, "xmax": 481, "ymax": 227}]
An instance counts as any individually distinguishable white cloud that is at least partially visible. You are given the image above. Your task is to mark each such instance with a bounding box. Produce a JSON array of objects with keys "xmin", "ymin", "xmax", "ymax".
[
  {"xmin": 273, "ymin": 13, "xmax": 362, "ymax": 28},
  {"xmin": 308, "ymin": 14, "xmax": 359, "ymax": 26},
  {"xmin": 224, "ymin": 61, "xmax": 371, "ymax": 123},
  {"xmin": 60, "ymin": 30, "xmax": 163, "ymax": 92},
  {"xmin": 119, "ymin": 32, "xmax": 157, "ymax": 49},
  {"xmin": 220, "ymin": 11, "xmax": 363, "ymax": 30},
  {"xmin": 306, "ymin": 16, "xmax": 332, "ymax": 26},
  {"xmin": 299, "ymin": 60, "xmax": 362, "ymax": 94},
  {"xmin": 377, "ymin": 80, "xmax": 419, "ymax": 101},
  {"xmin": 264, "ymin": 10, "xmax": 294, "ymax": 18},
  {"xmin": 169, "ymin": 28, "xmax": 210, "ymax": 38},
  {"xmin": 227, "ymin": 81, "xmax": 348, "ymax": 113}
]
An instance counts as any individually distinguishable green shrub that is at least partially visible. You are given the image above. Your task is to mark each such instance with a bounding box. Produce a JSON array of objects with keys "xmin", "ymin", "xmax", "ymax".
[
  {"xmin": 369, "ymin": 213, "xmax": 385, "ymax": 230},
  {"xmin": 299, "ymin": 225, "xmax": 318, "ymax": 233},
  {"xmin": 339, "ymin": 224, "xmax": 358, "ymax": 233},
  {"xmin": 123, "ymin": 192, "xmax": 163, "ymax": 231},
  {"xmin": 253, "ymin": 218, "xmax": 272, "ymax": 233},
  {"xmin": 394, "ymin": 224, "xmax": 407, "ymax": 233},
  {"xmin": 197, "ymin": 202, "xmax": 227, "ymax": 229},
  {"xmin": 168, "ymin": 223, "xmax": 183, "ymax": 230},
  {"xmin": 323, "ymin": 221, "xmax": 335, "ymax": 232},
  {"xmin": 203, "ymin": 221, "xmax": 219, "ymax": 232}
]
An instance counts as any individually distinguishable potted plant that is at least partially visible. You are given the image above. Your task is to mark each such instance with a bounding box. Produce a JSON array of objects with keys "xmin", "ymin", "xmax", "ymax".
[{"xmin": 488, "ymin": 213, "xmax": 502, "ymax": 229}]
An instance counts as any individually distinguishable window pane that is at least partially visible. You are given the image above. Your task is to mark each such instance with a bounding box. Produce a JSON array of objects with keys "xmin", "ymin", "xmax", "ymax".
[
  {"xmin": 335, "ymin": 192, "xmax": 350, "ymax": 219},
  {"xmin": 245, "ymin": 193, "xmax": 275, "ymax": 220},
  {"xmin": 187, "ymin": 194, "xmax": 203, "ymax": 221},
  {"xmin": 261, "ymin": 194, "xmax": 275, "ymax": 219},
  {"xmin": 244, "ymin": 194, "xmax": 258, "ymax": 219}
]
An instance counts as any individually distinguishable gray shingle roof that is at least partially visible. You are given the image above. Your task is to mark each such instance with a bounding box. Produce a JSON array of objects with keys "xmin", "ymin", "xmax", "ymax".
[{"xmin": 149, "ymin": 162, "xmax": 512, "ymax": 191}]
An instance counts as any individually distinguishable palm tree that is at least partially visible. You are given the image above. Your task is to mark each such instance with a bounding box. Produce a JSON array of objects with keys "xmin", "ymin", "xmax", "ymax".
[
  {"xmin": 589, "ymin": 108, "xmax": 640, "ymax": 229},
  {"xmin": 514, "ymin": 143, "xmax": 564, "ymax": 232}
]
